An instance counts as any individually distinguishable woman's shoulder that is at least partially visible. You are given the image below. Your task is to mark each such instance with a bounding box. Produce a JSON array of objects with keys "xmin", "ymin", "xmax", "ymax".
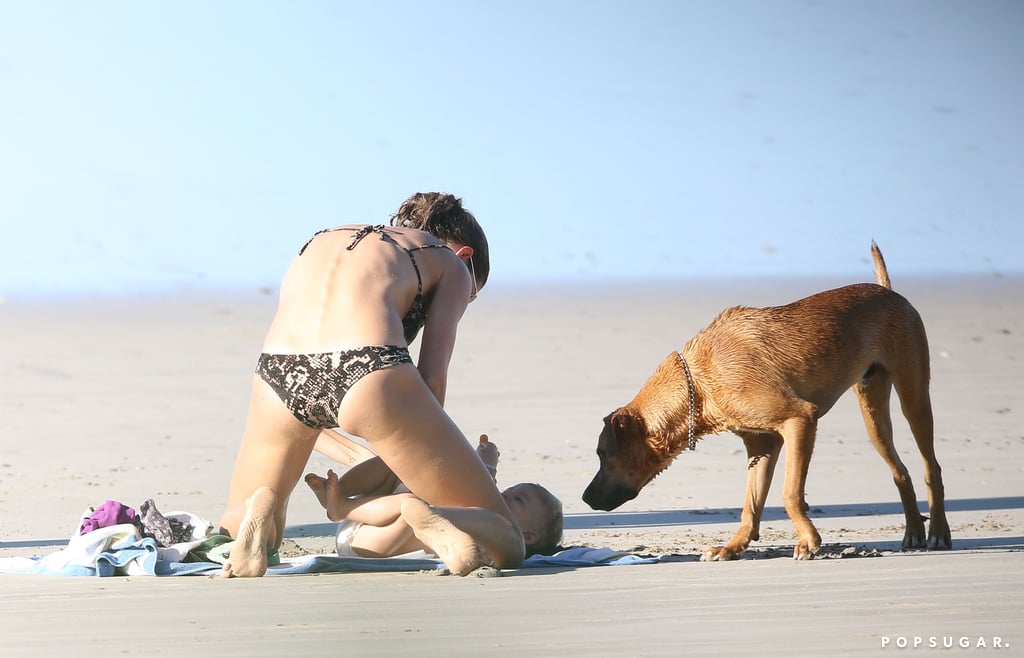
[
  {"xmin": 313, "ymin": 223, "xmax": 373, "ymax": 236},
  {"xmin": 389, "ymin": 224, "xmax": 440, "ymax": 243},
  {"xmin": 324, "ymin": 223, "xmax": 439, "ymax": 242},
  {"xmin": 298, "ymin": 223, "xmax": 452, "ymax": 259}
]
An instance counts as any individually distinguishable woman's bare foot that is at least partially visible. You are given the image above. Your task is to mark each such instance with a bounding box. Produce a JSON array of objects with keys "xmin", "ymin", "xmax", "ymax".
[
  {"xmin": 221, "ymin": 486, "xmax": 277, "ymax": 578},
  {"xmin": 400, "ymin": 498, "xmax": 493, "ymax": 576}
]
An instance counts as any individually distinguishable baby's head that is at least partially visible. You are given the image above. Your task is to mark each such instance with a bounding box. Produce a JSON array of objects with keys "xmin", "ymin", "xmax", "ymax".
[{"xmin": 501, "ymin": 482, "xmax": 563, "ymax": 557}]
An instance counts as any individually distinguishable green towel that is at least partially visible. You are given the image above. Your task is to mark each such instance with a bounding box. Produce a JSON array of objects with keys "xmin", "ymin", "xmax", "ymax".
[{"xmin": 185, "ymin": 534, "xmax": 280, "ymax": 566}]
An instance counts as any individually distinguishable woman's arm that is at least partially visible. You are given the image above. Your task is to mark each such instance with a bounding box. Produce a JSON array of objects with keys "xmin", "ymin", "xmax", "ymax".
[
  {"xmin": 315, "ymin": 429, "xmax": 377, "ymax": 467},
  {"xmin": 415, "ymin": 252, "xmax": 473, "ymax": 405}
]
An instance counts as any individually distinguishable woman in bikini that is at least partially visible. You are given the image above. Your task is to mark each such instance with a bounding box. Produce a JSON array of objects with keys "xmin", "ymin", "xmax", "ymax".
[{"xmin": 217, "ymin": 192, "xmax": 523, "ymax": 577}]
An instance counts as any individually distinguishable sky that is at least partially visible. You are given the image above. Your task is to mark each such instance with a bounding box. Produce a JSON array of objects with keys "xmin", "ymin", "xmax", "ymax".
[{"xmin": 1, "ymin": 1, "xmax": 1022, "ymax": 296}]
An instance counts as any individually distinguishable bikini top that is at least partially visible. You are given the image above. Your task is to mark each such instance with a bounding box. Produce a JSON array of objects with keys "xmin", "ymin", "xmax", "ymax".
[{"xmin": 298, "ymin": 224, "xmax": 448, "ymax": 344}]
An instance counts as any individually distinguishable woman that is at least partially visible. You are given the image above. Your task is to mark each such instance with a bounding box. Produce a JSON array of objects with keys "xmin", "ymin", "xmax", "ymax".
[{"xmin": 218, "ymin": 192, "xmax": 524, "ymax": 577}]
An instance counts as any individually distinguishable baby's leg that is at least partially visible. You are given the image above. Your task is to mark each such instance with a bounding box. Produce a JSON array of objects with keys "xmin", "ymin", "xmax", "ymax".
[
  {"xmin": 305, "ymin": 469, "xmax": 355, "ymax": 521},
  {"xmin": 343, "ymin": 491, "xmax": 414, "ymax": 525},
  {"xmin": 305, "ymin": 455, "xmax": 399, "ymax": 517},
  {"xmin": 305, "ymin": 471, "xmax": 409, "ymax": 522},
  {"xmin": 304, "ymin": 472, "xmax": 332, "ymax": 512},
  {"xmin": 334, "ymin": 456, "xmax": 401, "ymax": 498},
  {"xmin": 349, "ymin": 514, "xmax": 424, "ymax": 558},
  {"xmin": 304, "ymin": 470, "xmax": 356, "ymax": 521}
]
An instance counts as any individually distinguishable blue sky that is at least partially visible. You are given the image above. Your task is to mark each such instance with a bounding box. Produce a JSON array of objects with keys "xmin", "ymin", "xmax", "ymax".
[{"xmin": 1, "ymin": 1, "xmax": 1022, "ymax": 296}]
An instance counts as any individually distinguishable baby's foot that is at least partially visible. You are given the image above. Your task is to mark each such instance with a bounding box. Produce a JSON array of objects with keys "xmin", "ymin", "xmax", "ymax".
[
  {"xmin": 305, "ymin": 470, "xmax": 351, "ymax": 521},
  {"xmin": 400, "ymin": 498, "xmax": 493, "ymax": 577},
  {"xmin": 323, "ymin": 469, "xmax": 352, "ymax": 522},
  {"xmin": 304, "ymin": 473, "xmax": 330, "ymax": 510},
  {"xmin": 221, "ymin": 486, "xmax": 276, "ymax": 578}
]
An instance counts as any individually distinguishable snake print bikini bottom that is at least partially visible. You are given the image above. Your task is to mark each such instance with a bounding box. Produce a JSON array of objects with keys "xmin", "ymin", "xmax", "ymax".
[{"xmin": 255, "ymin": 345, "xmax": 413, "ymax": 429}]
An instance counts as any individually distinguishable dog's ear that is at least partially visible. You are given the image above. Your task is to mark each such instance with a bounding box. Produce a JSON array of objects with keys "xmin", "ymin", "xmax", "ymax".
[{"xmin": 609, "ymin": 410, "xmax": 646, "ymax": 444}]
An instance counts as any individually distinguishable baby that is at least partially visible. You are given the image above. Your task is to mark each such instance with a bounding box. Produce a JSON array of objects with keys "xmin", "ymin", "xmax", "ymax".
[{"xmin": 305, "ymin": 435, "xmax": 563, "ymax": 561}]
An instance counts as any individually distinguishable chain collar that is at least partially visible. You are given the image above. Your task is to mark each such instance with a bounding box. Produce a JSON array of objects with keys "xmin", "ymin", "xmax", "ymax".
[{"xmin": 676, "ymin": 351, "xmax": 697, "ymax": 451}]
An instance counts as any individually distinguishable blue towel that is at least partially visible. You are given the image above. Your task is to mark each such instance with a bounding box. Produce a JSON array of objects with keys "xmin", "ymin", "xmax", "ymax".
[
  {"xmin": 522, "ymin": 546, "xmax": 663, "ymax": 567},
  {"xmin": 268, "ymin": 554, "xmax": 445, "ymax": 575},
  {"xmin": 1, "ymin": 539, "xmax": 660, "ymax": 577},
  {"xmin": 265, "ymin": 546, "xmax": 661, "ymax": 575}
]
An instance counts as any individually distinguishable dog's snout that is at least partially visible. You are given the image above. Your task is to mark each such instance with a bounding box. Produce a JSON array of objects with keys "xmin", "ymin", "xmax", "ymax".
[{"xmin": 583, "ymin": 476, "xmax": 637, "ymax": 511}]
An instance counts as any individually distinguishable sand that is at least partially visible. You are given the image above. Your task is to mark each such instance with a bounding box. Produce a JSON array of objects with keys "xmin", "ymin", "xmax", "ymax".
[{"xmin": 1, "ymin": 274, "xmax": 1022, "ymax": 656}]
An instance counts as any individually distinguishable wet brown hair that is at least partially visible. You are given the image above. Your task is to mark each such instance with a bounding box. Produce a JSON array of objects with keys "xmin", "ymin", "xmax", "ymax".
[{"xmin": 389, "ymin": 192, "xmax": 490, "ymax": 289}]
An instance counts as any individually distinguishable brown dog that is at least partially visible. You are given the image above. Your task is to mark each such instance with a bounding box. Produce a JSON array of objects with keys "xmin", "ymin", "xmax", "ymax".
[{"xmin": 582, "ymin": 243, "xmax": 951, "ymax": 560}]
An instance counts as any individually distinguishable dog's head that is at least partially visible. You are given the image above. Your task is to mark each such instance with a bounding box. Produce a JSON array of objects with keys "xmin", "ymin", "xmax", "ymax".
[{"xmin": 582, "ymin": 408, "xmax": 675, "ymax": 511}]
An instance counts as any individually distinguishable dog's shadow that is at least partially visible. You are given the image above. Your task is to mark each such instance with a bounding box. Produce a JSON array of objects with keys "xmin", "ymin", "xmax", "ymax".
[
  {"xmin": 563, "ymin": 495, "xmax": 1024, "ymax": 531},
  {"xmin": 557, "ymin": 495, "xmax": 1024, "ymax": 557}
]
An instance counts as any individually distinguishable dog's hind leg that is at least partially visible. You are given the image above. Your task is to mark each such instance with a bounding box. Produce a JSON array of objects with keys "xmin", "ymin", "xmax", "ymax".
[
  {"xmin": 893, "ymin": 364, "xmax": 951, "ymax": 550},
  {"xmin": 701, "ymin": 432, "xmax": 783, "ymax": 561},
  {"xmin": 854, "ymin": 367, "xmax": 929, "ymax": 549}
]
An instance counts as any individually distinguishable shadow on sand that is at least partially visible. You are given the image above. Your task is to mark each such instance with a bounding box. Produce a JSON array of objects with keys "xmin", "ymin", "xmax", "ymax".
[
  {"xmin": 563, "ymin": 495, "xmax": 1024, "ymax": 530},
  {"xmin": 6, "ymin": 496, "xmax": 1019, "ymax": 553}
]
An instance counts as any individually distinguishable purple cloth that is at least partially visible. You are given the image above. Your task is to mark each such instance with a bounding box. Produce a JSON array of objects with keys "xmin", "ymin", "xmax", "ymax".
[{"xmin": 79, "ymin": 500, "xmax": 138, "ymax": 535}]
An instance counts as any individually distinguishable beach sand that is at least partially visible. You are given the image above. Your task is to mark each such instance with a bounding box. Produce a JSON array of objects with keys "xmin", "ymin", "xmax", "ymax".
[{"xmin": 1, "ymin": 274, "xmax": 1022, "ymax": 656}]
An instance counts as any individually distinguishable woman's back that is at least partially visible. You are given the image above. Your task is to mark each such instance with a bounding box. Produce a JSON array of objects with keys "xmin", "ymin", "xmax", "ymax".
[{"xmin": 262, "ymin": 225, "xmax": 451, "ymax": 353}]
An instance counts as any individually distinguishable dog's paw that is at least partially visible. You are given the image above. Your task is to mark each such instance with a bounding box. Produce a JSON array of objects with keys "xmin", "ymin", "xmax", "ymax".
[
  {"xmin": 927, "ymin": 527, "xmax": 952, "ymax": 550},
  {"xmin": 900, "ymin": 513, "xmax": 930, "ymax": 550},
  {"xmin": 793, "ymin": 530, "xmax": 821, "ymax": 560},
  {"xmin": 901, "ymin": 528, "xmax": 927, "ymax": 550},
  {"xmin": 700, "ymin": 545, "xmax": 742, "ymax": 562}
]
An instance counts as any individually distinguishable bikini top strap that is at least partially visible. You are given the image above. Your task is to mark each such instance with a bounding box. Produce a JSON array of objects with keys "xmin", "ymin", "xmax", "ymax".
[
  {"xmin": 298, "ymin": 228, "xmax": 331, "ymax": 255},
  {"xmin": 405, "ymin": 244, "xmax": 450, "ymax": 296},
  {"xmin": 345, "ymin": 224, "xmax": 387, "ymax": 251},
  {"xmin": 298, "ymin": 224, "xmax": 386, "ymax": 255}
]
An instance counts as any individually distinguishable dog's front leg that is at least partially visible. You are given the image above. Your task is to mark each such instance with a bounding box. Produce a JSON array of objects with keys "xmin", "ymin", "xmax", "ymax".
[
  {"xmin": 701, "ymin": 432, "xmax": 783, "ymax": 561},
  {"xmin": 780, "ymin": 415, "xmax": 822, "ymax": 559}
]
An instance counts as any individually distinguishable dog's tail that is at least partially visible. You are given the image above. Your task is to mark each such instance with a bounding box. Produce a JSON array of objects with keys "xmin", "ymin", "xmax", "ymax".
[{"xmin": 871, "ymin": 240, "xmax": 891, "ymax": 289}]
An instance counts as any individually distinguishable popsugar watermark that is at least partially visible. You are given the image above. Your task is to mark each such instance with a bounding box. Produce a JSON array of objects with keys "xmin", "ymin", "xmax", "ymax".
[{"xmin": 881, "ymin": 636, "xmax": 1010, "ymax": 650}]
